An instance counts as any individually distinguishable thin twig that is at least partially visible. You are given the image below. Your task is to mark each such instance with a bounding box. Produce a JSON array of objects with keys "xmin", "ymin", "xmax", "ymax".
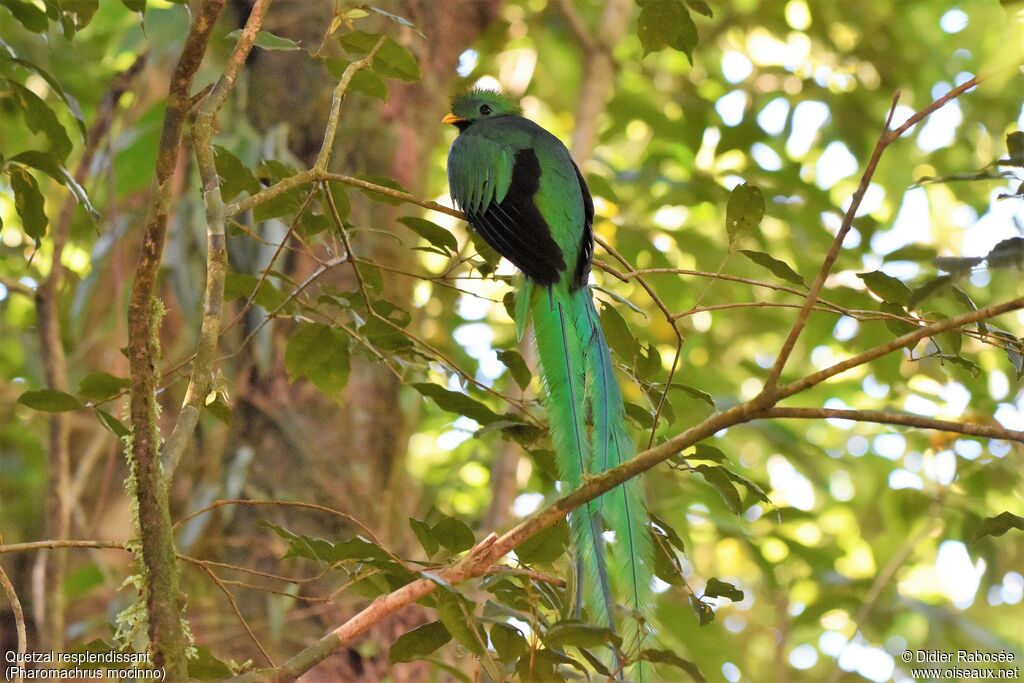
[
  {"xmin": 189, "ymin": 559, "xmax": 277, "ymax": 667},
  {"xmin": 764, "ymin": 407, "xmax": 1024, "ymax": 442},
  {"xmin": 162, "ymin": 0, "xmax": 274, "ymax": 475},
  {"xmin": 0, "ymin": 563, "xmax": 26, "ymax": 683},
  {"xmin": 0, "ymin": 540, "xmax": 127, "ymax": 554},
  {"xmin": 764, "ymin": 75, "xmax": 983, "ymax": 390}
]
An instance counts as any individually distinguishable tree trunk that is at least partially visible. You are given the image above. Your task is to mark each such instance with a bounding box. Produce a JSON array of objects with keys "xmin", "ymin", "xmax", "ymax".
[{"xmin": 224, "ymin": 0, "xmax": 501, "ymax": 678}]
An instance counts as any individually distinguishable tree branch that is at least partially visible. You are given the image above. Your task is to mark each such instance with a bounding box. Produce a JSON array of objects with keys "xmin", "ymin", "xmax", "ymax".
[
  {"xmin": 162, "ymin": 0, "xmax": 272, "ymax": 476},
  {"xmin": 124, "ymin": 1, "xmax": 224, "ymax": 677},
  {"xmin": 775, "ymin": 295, "xmax": 1024, "ymax": 400},
  {"xmin": 222, "ymin": 274, "xmax": 1023, "ymax": 681},
  {"xmin": 763, "ymin": 75, "xmax": 982, "ymax": 390},
  {"xmin": 764, "ymin": 407, "xmax": 1024, "ymax": 443},
  {"xmin": 0, "ymin": 563, "xmax": 26, "ymax": 683}
]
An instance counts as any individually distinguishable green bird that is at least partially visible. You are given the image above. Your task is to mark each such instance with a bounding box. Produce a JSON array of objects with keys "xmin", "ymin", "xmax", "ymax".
[{"xmin": 443, "ymin": 90, "xmax": 652, "ymax": 651}]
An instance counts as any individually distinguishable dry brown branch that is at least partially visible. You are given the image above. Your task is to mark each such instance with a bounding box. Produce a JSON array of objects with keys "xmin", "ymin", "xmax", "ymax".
[
  {"xmin": 1, "ymin": 563, "xmax": 26, "ymax": 683},
  {"xmin": 764, "ymin": 76, "xmax": 982, "ymax": 389},
  {"xmin": 764, "ymin": 407, "xmax": 1023, "ymax": 442},
  {"xmin": 0, "ymin": 540, "xmax": 127, "ymax": 554}
]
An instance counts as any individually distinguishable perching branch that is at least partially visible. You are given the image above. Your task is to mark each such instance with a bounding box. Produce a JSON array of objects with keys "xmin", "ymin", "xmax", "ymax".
[{"xmin": 223, "ymin": 292, "xmax": 1023, "ymax": 681}]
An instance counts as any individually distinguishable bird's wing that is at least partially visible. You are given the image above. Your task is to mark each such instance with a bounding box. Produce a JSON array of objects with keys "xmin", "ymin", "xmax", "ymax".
[{"xmin": 449, "ymin": 133, "xmax": 566, "ymax": 285}]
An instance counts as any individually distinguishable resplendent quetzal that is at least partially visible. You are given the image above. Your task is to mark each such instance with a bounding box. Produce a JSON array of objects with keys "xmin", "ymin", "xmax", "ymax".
[{"xmin": 443, "ymin": 90, "xmax": 652, "ymax": 647}]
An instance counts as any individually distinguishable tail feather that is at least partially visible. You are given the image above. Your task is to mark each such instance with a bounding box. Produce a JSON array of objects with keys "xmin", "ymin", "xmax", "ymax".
[
  {"xmin": 531, "ymin": 284, "xmax": 652, "ymax": 673},
  {"xmin": 582, "ymin": 293, "xmax": 652, "ymax": 660},
  {"xmin": 531, "ymin": 287, "xmax": 615, "ymax": 627}
]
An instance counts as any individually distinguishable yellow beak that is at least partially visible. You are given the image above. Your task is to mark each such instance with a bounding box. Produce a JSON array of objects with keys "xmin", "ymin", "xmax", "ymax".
[{"xmin": 442, "ymin": 113, "xmax": 467, "ymax": 125}]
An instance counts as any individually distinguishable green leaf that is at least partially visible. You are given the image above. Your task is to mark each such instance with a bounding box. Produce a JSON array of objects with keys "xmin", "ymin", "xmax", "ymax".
[
  {"xmin": 10, "ymin": 151, "xmax": 99, "ymax": 220},
  {"xmin": 637, "ymin": 0, "xmax": 699, "ymax": 61},
  {"xmin": 672, "ymin": 383, "xmax": 715, "ymax": 408},
  {"xmin": 56, "ymin": 0, "xmax": 98, "ymax": 36},
  {"xmin": 857, "ymin": 270, "xmax": 912, "ymax": 305},
  {"xmin": 338, "ymin": 32, "xmax": 421, "ymax": 81},
  {"xmin": 988, "ymin": 327, "xmax": 1024, "ymax": 380},
  {"xmin": 690, "ymin": 594, "xmax": 715, "ymax": 626},
  {"xmin": 726, "ymin": 182, "xmax": 765, "ymax": 249},
  {"xmin": 397, "ymin": 216, "xmax": 458, "ymax": 254},
  {"xmin": 970, "ymin": 512, "xmax": 1024, "ymax": 543},
  {"xmin": 884, "ymin": 244, "xmax": 938, "ymax": 262},
  {"xmin": 1007, "ymin": 131, "xmax": 1024, "ymax": 167},
  {"xmin": 0, "ymin": 0, "xmax": 48, "ymax": 32},
  {"xmin": 649, "ymin": 515, "xmax": 685, "ymax": 554},
  {"xmin": 224, "ymin": 272, "xmax": 289, "ymax": 311},
  {"xmin": 586, "ymin": 173, "xmax": 620, "ymax": 202},
  {"xmin": 389, "ymin": 621, "xmax": 451, "ymax": 664},
  {"xmin": 9, "ymin": 166, "xmax": 49, "ymax": 244},
  {"xmin": 684, "ymin": 0, "xmax": 713, "ymax": 17},
  {"xmin": 412, "ymin": 383, "xmax": 501, "ymax": 425},
  {"xmin": 651, "ymin": 524, "xmax": 685, "ymax": 585},
  {"xmin": 64, "ymin": 562, "xmax": 103, "ymax": 599},
  {"xmin": 985, "ymin": 236, "xmax": 1024, "ymax": 269},
  {"xmin": 703, "ymin": 577, "xmax": 744, "ymax": 602},
  {"xmin": 436, "ymin": 591, "xmax": 484, "ymax": 655},
  {"xmin": 490, "ymin": 623, "xmax": 528, "ymax": 662},
  {"xmin": 692, "ymin": 443, "xmax": 729, "ymax": 462},
  {"xmin": 327, "ymin": 183, "xmax": 351, "ymax": 222},
  {"xmin": 95, "ymin": 409, "xmax": 130, "ymax": 438},
  {"xmin": 78, "ymin": 372, "xmax": 130, "ymax": 401},
  {"xmin": 18, "ymin": 389, "xmax": 83, "ymax": 412},
  {"xmin": 496, "ymin": 349, "xmax": 531, "ymax": 390},
  {"xmin": 514, "ymin": 519, "xmax": 569, "ymax": 564},
  {"xmin": 7, "ymin": 80, "xmax": 73, "ymax": 160},
  {"xmin": 923, "ymin": 311, "xmax": 962, "ymax": 355},
  {"xmin": 934, "ymin": 256, "xmax": 982, "ymax": 274},
  {"xmin": 695, "ymin": 464, "xmax": 742, "ymax": 514},
  {"xmin": 361, "ymin": 315, "xmax": 411, "ymax": 350},
  {"xmin": 907, "ymin": 275, "xmax": 952, "ymax": 308},
  {"xmin": 213, "ymin": 146, "xmax": 260, "ymax": 200},
  {"xmin": 879, "ymin": 301, "xmax": 917, "ymax": 336},
  {"xmin": 227, "ymin": 28, "xmax": 302, "ymax": 51},
  {"xmin": 284, "ymin": 323, "xmax": 350, "ymax": 394},
  {"xmin": 641, "ymin": 648, "xmax": 706, "ymax": 681},
  {"xmin": 431, "ymin": 515, "xmax": 475, "ymax": 553},
  {"xmin": 120, "ymin": 0, "xmax": 146, "ymax": 13},
  {"xmin": 409, "ymin": 517, "xmax": 439, "ymax": 557},
  {"xmin": 1, "ymin": 55, "xmax": 86, "ymax": 137},
  {"xmin": 544, "ymin": 620, "xmax": 615, "ymax": 650},
  {"xmin": 738, "ymin": 250, "xmax": 805, "ymax": 286},
  {"xmin": 598, "ymin": 301, "xmax": 638, "ymax": 361},
  {"xmin": 188, "ymin": 647, "xmax": 233, "ymax": 681}
]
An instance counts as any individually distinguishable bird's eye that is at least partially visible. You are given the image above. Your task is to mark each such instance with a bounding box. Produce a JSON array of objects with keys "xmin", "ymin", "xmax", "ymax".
[{"xmin": 479, "ymin": 104, "xmax": 492, "ymax": 116}]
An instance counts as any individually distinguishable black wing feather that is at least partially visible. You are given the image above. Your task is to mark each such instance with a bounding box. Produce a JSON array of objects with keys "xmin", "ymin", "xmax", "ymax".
[
  {"xmin": 469, "ymin": 148, "xmax": 566, "ymax": 286},
  {"xmin": 571, "ymin": 160, "xmax": 594, "ymax": 290}
]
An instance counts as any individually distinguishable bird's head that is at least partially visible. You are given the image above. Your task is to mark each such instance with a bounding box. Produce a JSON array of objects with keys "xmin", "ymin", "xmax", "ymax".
[{"xmin": 443, "ymin": 89, "xmax": 520, "ymax": 131}]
